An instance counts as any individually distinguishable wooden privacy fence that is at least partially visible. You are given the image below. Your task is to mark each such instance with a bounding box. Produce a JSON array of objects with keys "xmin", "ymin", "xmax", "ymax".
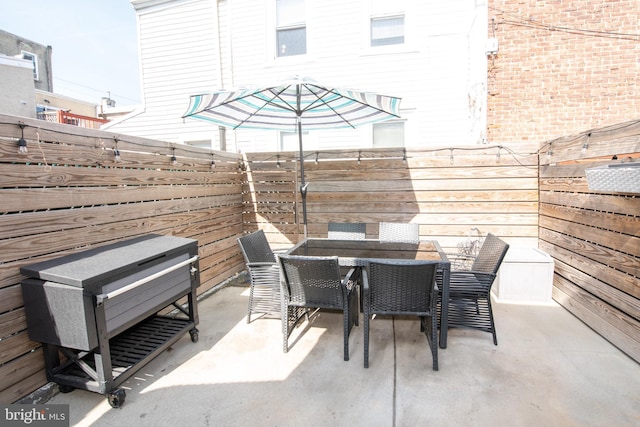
[
  {"xmin": 0, "ymin": 114, "xmax": 244, "ymax": 403},
  {"xmin": 539, "ymin": 119, "xmax": 640, "ymax": 364},
  {"xmin": 244, "ymin": 144, "xmax": 540, "ymax": 251},
  {"xmin": 2, "ymin": 110, "xmax": 638, "ymax": 402}
]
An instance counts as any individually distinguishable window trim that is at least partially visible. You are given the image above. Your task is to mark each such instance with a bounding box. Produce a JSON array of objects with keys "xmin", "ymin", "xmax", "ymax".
[
  {"xmin": 21, "ymin": 50, "xmax": 39, "ymax": 80},
  {"xmin": 370, "ymin": 14, "xmax": 405, "ymax": 47},
  {"xmin": 275, "ymin": 0, "xmax": 307, "ymax": 58},
  {"xmin": 372, "ymin": 120, "xmax": 406, "ymax": 148}
]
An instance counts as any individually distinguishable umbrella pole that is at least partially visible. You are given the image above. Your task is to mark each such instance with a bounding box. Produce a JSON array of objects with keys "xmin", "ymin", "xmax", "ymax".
[{"xmin": 297, "ymin": 115, "xmax": 308, "ymax": 237}]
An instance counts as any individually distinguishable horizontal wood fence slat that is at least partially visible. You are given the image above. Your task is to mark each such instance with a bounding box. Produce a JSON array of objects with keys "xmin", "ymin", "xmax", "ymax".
[{"xmin": 539, "ymin": 118, "xmax": 640, "ymax": 364}]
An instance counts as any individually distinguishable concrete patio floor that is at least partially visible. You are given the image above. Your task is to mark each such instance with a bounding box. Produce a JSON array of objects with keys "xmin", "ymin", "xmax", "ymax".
[{"xmin": 45, "ymin": 284, "xmax": 640, "ymax": 427}]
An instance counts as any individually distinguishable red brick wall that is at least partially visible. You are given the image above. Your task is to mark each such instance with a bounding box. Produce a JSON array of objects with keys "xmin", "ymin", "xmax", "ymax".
[{"xmin": 487, "ymin": 0, "xmax": 640, "ymax": 144}]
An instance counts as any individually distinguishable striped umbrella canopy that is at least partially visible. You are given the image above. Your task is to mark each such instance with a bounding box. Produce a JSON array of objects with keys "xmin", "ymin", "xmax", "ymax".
[{"xmin": 182, "ymin": 76, "xmax": 402, "ymax": 235}]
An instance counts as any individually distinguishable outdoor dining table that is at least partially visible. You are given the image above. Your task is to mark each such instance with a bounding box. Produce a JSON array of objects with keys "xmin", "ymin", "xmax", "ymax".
[{"xmin": 286, "ymin": 238, "xmax": 452, "ymax": 349}]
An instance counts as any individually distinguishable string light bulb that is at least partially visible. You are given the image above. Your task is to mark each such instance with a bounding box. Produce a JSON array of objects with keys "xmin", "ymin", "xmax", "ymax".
[
  {"xmin": 402, "ymin": 148, "xmax": 407, "ymax": 165},
  {"xmin": 113, "ymin": 138, "xmax": 121, "ymax": 162},
  {"xmin": 582, "ymin": 133, "xmax": 590, "ymax": 154},
  {"xmin": 170, "ymin": 148, "xmax": 178, "ymax": 166},
  {"xmin": 210, "ymin": 154, "xmax": 216, "ymax": 170},
  {"xmin": 495, "ymin": 146, "xmax": 502, "ymax": 163},
  {"xmin": 17, "ymin": 123, "xmax": 27, "ymax": 154},
  {"xmin": 449, "ymin": 148, "xmax": 455, "ymax": 165},
  {"xmin": 315, "ymin": 152, "xmax": 319, "ymax": 164},
  {"xmin": 276, "ymin": 154, "xmax": 281, "ymax": 168},
  {"xmin": 357, "ymin": 151, "xmax": 361, "ymax": 165}
]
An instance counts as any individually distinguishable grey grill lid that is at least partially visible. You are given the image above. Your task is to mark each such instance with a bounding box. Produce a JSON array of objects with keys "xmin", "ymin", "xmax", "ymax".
[{"xmin": 20, "ymin": 234, "xmax": 197, "ymax": 289}]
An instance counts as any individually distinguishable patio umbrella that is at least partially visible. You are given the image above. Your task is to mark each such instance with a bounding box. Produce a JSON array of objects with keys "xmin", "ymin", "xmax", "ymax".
[{"xmin": 182, "ymin": 76, "xmax": 401, "ymax": 236}]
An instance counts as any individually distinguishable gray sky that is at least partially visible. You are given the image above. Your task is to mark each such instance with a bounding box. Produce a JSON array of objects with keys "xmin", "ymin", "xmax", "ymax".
[{"xmin": 1, "ymin": 0, "xmax": 141, "ymax": 106}]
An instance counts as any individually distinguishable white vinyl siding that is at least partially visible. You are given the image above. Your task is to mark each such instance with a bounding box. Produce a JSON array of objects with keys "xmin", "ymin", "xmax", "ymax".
[{"xmin": 109, "ymin": 0, "xmax": 488, "ymax": 152}]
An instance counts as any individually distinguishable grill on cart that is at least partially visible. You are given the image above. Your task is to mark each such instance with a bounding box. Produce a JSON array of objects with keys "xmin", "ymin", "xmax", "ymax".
[{"xmin": 20, "ymin": 234, "xmax": 201, "ymax": 408}]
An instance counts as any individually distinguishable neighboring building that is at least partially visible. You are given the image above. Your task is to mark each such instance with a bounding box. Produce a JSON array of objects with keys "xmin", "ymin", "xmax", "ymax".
[
  {"xmin": 0, "ymin": 29, "xmax": 110, "ymax": 129},
  {"xmin": 0, "ymin": 54, "xmax": 37, "ymax": 118},
  {"xmin": 105, "ymin": 0, "xmax": 489, "ymax": 152},
  {"xmin": 0, "ymin": 29, "xmax": 53, "ymax": 92},
  {"xmin": 487, "ymin": 0, "xmax": 640, "ymax": 144}
]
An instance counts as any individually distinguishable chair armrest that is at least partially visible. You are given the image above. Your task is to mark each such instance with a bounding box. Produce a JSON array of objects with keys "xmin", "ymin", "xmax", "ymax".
[
  {"xmin": 449, "ymin": 270, "xmax": 496, "ymax": 293},
  {"xmin": 246, "ymin": 262, "xmax": 280, "ymax": 282},
  {"xmin": 342, "ymin": 267, "xmax": 362, "ymax": 291},
  {"xmin": 246, "ymin": 261, "xmax": 277, "ymax": 267},
  {"xmin": 445, "ymin": 253, "xmax": 476, "ymax": 271}
]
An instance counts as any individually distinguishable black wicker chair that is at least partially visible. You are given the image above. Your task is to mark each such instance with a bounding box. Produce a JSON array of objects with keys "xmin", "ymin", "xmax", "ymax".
[
  {"xmin": 363, "ymin": 260, "xmax": 439, "ymax": 370},
  {"xmin": 444, "ymin": 233, "xmax": 509, "ymax": 345},
  {"xmin": 237, "ymin": 230, "xmax": 281, "ymax": 323},
  {"xmin": 379, "ymin": 222, "xmax": 420, "ymax": 243},
  {"xmin": 279, "ymin": 254, "xmax": 359, "ymax": 361},
  {"xmin": 328, "ymin": 222, "xmax": 366, "ymax": 240}
]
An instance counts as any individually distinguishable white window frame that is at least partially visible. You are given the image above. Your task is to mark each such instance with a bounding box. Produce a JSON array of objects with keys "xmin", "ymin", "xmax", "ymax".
[
  {"xmin": 275, "ymin": 0, "xmax": 307, "ymax": 58},
  {"xmin": 370, "ymin": 14, "xmax": 405, "ymax": 47},
  {"xmin": 372, "ymin": 121, "xmax": 405, "ymax": 148},
  {"xmin": 21, "ymin": 50, "xmax": 39, "ymax": 80}
]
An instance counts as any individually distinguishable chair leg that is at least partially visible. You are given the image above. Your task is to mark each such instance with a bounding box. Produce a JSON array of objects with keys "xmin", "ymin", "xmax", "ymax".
[
  {"xmin": 247, "ymin": 284, "xmax": 255, "ymax": 324},
  {"xmin": 343, "ymin": 311, "xmax": 350, "ymax": 361},
  {"xmin": 487, "ymin": 297, "xmax": 498, "ymax": 345},
  {"xmin": 363, "ymin": 310, "xmax": 370, "ymax": 368},
  {"xmin": 421, "ymin": 316, "xmax": 438, "ymax": 371}
]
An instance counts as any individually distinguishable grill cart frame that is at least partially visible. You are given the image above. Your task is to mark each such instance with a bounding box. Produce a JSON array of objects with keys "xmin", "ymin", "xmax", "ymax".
[{"xmin": 20, "ymin": 234, "xmax": 201, "ymax": 408}]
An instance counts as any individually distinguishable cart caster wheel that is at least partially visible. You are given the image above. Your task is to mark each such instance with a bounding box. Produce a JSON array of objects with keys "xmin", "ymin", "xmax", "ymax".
[
  {"xmin": 58, "ymin": 384, "xmax": 75, "ymax": 394},
  {"xmin": 107, "ymin": 388, "xmax": 126, "ymax": 408},
  {"xmin": 189, "ymin": 328, "xmax": 199, "ymax": 343}
]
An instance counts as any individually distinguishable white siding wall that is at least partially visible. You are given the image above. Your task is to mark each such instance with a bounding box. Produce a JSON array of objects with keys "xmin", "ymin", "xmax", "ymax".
[
  {"xmin": 106, "ymin": 0, "xmax": 223, "ymax": 146},
  {"xmin": 110, "ymin": 0, "xmax": 488, "ymax": 152}
]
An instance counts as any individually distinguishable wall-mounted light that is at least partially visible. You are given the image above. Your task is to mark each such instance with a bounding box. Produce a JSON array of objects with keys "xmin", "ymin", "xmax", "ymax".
[{"xmin": 17, "ymin": 123, "xmax": 27, "ymax": 154}]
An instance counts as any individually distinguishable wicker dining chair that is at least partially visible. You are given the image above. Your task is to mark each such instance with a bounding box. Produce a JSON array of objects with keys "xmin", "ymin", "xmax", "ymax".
[
  {"xmin": 237, "ymin": 230, "xmax": 281, "ymax": 323},
  {"xmin": 328, "ymin": 222, "xmax": 366, "ymax": 240},
  {"xmin": 444, "ymin": 233, "xmax": 509, "ymax": 345},
  {"xmin": 363, "ymin": 260, "xmax": 439, "ymax": 370},
  {"xmin": 279, "ymin": 254, "xmax": 359, "ymax": 361},
  {"xmin": 379, "ymin": 222, "xmax": 420, "ymax": 243}
]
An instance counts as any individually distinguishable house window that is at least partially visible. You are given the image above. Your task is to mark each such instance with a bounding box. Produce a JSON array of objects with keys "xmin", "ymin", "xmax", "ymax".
[
  {"xmin": 371, "ymin": 15, "xmax": 405, "ymax": 46},
  {"xmin": 21, "ymin": 51, "xmax": 39, "ymax": 80},
  {"xmin": 280, "ymin": 131, "xmax": 310, "ymax": 151},
  {"xmin": 276, "ymin": 0, "xmax": 306, "ymax": 57},
  {"xmin": 373, "ymin": 121, "xmax": 405, "ymax": 147}
]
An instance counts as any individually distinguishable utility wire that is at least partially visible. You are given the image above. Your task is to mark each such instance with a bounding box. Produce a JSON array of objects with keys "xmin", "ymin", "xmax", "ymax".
[{"xmin": 489, "ymin": 6, "xmax": 640, "ymax": 42}]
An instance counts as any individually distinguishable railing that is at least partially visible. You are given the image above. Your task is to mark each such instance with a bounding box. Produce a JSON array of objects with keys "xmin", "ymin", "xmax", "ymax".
[{"xmin": 37, "ymin": 110, "xmax": 109, "ymax": 129}]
